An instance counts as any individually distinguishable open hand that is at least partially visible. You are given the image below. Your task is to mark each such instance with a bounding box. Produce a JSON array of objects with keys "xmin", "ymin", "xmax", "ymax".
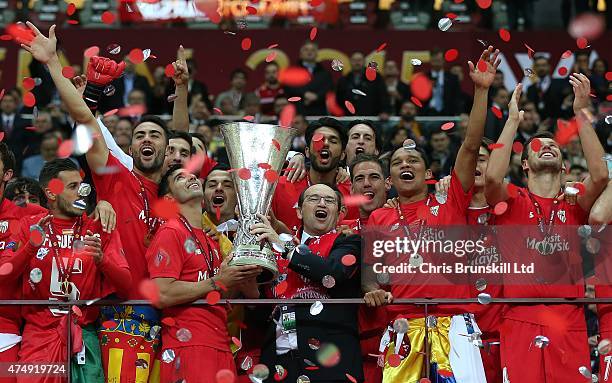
[
  {"xmin": 20, "ymin": 22, "xmax": 57, "ymax": 64},
  {"xmin": 172, "ymin": 45, "xmax": 189, "ymax": 86},
  {"xmin": 468, "ymin": 45, "xmax": 501, "ymax": 90},
  {"xmin": 569, "ymin": 73, "xmax": 591, "ymax": 116},
  {"xmin": 508, "ymin": 83, "xmax": 524, "ymax": 122}
]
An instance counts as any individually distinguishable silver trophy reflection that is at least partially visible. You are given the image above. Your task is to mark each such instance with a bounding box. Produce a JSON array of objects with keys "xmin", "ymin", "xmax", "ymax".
[{"xmin": 221, "ymin": 122, "xmax": 296, "ymax": 283}]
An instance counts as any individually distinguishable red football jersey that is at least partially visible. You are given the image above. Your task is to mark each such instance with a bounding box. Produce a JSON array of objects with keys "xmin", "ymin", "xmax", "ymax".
[
  {"xmin": 145, "ymin": 219, "xmax": 228, "ymax": 351},
  {"xmin": 5, "ymin": 214, "xmax": 127, "ymax": 328},
  {"xmin": 367, "ymin": 171, "xmax": 472, "ymax": 318},
  {"xmin": 271, "ymin": 175, "xmax": 358, "ymax": 233},
  {"xmin": 91, "ymin": 153, "xmax": 159, "ymax": 298},
  {"xmin": 255, "ymin": 84, "xmax": 284, "ymax": 116},
  {"xmin": 494, "ymin": 188, "xmax": 588, "ymax": 326},
  {"xmin": 0, "ymin": 199, "xmax": 47, "ymax": 333}
]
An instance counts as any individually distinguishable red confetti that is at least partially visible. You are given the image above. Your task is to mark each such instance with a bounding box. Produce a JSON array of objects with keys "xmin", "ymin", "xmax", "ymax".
[
  {"xmin": 499, "ymin": 28, "xmax": 511, "ymax": 42},
  {"xmin": 438, "ymin": 370, "xmax": 454, "ymax": 378},
  {"xmin": 0, "ymin": 89, "xmax": 5, "ymax": 101},
  {"xmin": 183, "ymin": 153, "xmax": 206, "ymax": 174},
  {"xmin": 576, "ymin": 37, "xmax": 588, "ymax": 49},
  {"xmin": 101, "ymin": 11, "xmax": 115, "ymax": 24},
  {"xmin": 441, "ymin": 122, "xmax": 455, "ymax": 131},
  {"xmin": 164, "ymin": 63, "xmax": 175, "ymax": 77},
  {"xmin": 84, "ymin": 46, "xmax": 100, "ymax": 58},
  {"xmin": 29, "ymin": 230, "xmax": 43, "ymax": 246},
  {"xmin": 152, "ymin": 198, "xmax": 179, "ymax": 220},
  {"xmin": 0, "ymin": 262, "xmax": 13, "ymax": 276},
  {"xmin": 606, "ymin": 72, "xmax": 612, "ymax": 81},
  {"xmin": 313, "ymin": 139, "xmax": 324, "ymax": 152},
  {"xmin": 243, "ymin": 115, "xmax": 254, "ymax": 121},
  {"xmin": 488, "ymin": 143, "xmax": 504, "ymax": 150},
  {"xmin": 213, "ymin": 107, "xmax": 223, "ymax": 115},
  {"xmin": 312, "ymin": 133, "xmax": 324, "ymax": 142},
  {"xmin": 128, "ymin": 48, "xmax": 144, "ymax": 64},
  {"xmin": 343, "ymin": 195, "xmax": 369, "ymax": 207},
  {"xmin": 388, "ymin": 354, "xmax": 401, "ymax": 367},
  {"xmin": 305, "ymin": 366, "xmax": 319, "ymax": 371},
  {"xmin": 241, "ymin": 37, "xmax": 252, "ymax": 51},
  {"xmin": 117, "ymin": 104, "xmax": 147, "ymax": 117},
  {"xmin": 267, "ymin": 43, "xmax": 279, "ymax": 49},
  {"xmin": 67, "ymin": 20, "xmax": 79, "ymax": 25},
  {"xmin": 259, "ymin": 162, "xmax": 272, "ymax": 169},
  {"xmin": 246, "ymin": 5, "xmax": 257, "ymax": 14},
  {"xmin": 102, "ymin": 320, "xmax": 115, "ymax": 329},
  {"xmin": 446, "ymin": 12, "xmax": 458, "ymax": 20},
  {"xmin": 558, "ymin": 67, "xmax": 568, "ymax": 76},
  {"xmin": 48, "ymin": 178, "xmax": 64, "ymax": 194},
  {"xmin": 264, "ymin": 169, "xmax": 279, "ymax": 183},
  {"xmin": 238, "ymin": 168, "xmax": 251, "ymax": 180},
  {"xmin": 22, "ymin": 77, "xmax": 35, "ymax": 91},
  {"xmin": 279, "ymin": 67, "xmax": 311, "ymax": 86},
  {"xmin": 345, "ymin": 100, "xmax": 356, "ymax": 114},
  {"xmin": 103, "ymin": 109, "xmax": 118, "ymax": 117},
  {"xmin": 206, "ymin": 290, "xmax": 221, "ymax": 305},
  {"xmin": 409, "ymin": 73, "xmax": 432, "ymax": 101},
  {"xmin": 524, "ymin": 43, "xmax": 535, "ymax": 59},
  {"xmin": 23, "ymin": 92, "xmax": 36, "ymax": 107},
  {"xmin": 575, "ymin": 182, "xmax": 586, "ymax": 195},
  {"xmin": 66, "ymin": 3, "xmax": 76, "ymax": 16},
  {"xmin": 275, "ymin": 280, "xmax": 288, "ymax": 296},
  {"xmin": 57, "ymin": 140, "xmax": 74, "ymax": 158},
  {"xmin": 444, "ymin": 49, "xmax": 459, "ymax": 62},
  {"xmin": 494, "ymin": 201, "xmax": 508, "ymax": 215},
  {"xmin": 309, "ymin": 27, "xmax": 318, "ymax": 41},
  {"xmin": 310, "ymin": 0, "xmax": 323, "ymax": 5},
  {"xmin": 530, "ymin": 138, "xmax": 542, "ymax": 152},
  {"xmin": 139, "ymin": 279, "xmax": 160, "ymax": 306},
  {"xmin": 0, "ymin": 132, "xmax": 4, "ymax": 142},
  {"xmin": 216, "ymin": 369, "xmax": 235, "ymax": 383},
  {"xmin": 61, "ymin": 66, "xmax": 75, "ymax": 79},
  {"xmin": 161, "ymin": 317, "xmax": 176, "ymax": 327},
  {"xmin": 365, "ymin": 66, "xmax": 376, "ymax": 81},
  {"xmin": 607, "ymin": 95, "xmax": 612, "ymax": 101},
  {"xmin": 72, "ymin": 306, "xmax": 83, "ymax": 317},
  {"xmin": 279, "ymin": 103, "xmax": 296, "ymax": 128},
  {"xmin": 265, "ymin": 51, "xmax": 277, "ymax": 63},
  {"xmin": 271, "ymin": 139, "xmax": 281, "ymax": 150},
  {"xmin": 476, "ymin": 0, "xmax": 491, "ymax": 8},
  {"xmin": 420, "ymin": 379, "xmax": 432, "ymax": 383},
  {"xmin": 477, "ymin": 60, "xmax": 488, "ymax": 72},
  {"xmin": 491, "ymin": 106, "xmax": 502, "ymax": 119},
  {"xmin": 346, "ymin": 373, "xmax": 357, "ymax": 383},
  {"xmin": 376, "ymin": 43, "xmax": 387, "ymax": 52},
  {"xmin": 512, "ymin": 141, "xmax": 524, "ymax": 154},
  {"xmin": 288, "ymin": 96, "xmax": 301, "ymax": 102},
  {"xmin": 341, "ymin": 254, "xmax": 356, "ymax": 266},
  {"xmin": 5, "ymin": 23, "xmax": 35, "ymax": 44},
  {"xmin": 562, "ymin": 50, "xmax": 573, "ymax": 59},
  {"xmin": 0, "ymin": 35, "xmax": 12, "ymax": 41},
  {"xmin": 231, "ymin": 336, "xmax": 242, "ymax": 349},
  {"xmin": 410, "ymin": 96, "xmax": 423, "ymax": 108}
]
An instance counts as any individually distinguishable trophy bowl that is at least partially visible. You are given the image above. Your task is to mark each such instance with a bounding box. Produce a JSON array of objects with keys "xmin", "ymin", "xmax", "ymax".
[{"xmin": 221, "ymin": 122, "xmax": 297, "ymax": 283}]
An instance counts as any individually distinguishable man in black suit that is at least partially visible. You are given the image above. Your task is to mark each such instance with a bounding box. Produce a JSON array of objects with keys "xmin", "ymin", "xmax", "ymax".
[
  {"xmin": 425, "ymin": 48, "xmax": 462, "ymax": 116},
  {"xmin": 526, "ymin": 54, "xmax": 571, "ymax": 121},
  {"xmin": 165, "ymin": 57, "xmax": 213, "ymax": 112},
  {"xmin": 98, "ymin": 59, "xmax": 153, "ymax": 113},
  {"xmin": 254, "ymin": 183, "xmax": 363, "ymax": 383},
  {"xmin": 284, "ymin": 41, "xmax": 333, "ymax": 116},
  {"xmin": 384, "ymin": 60, "xmax": 411, "ymax": 115},
  {"xmin": 336, "ymin": 52, "xmax": 391, "ymax": 117}
]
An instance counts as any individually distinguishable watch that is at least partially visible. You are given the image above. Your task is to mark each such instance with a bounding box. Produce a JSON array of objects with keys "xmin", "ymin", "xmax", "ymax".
[{"xmin": 281, "ymin": 241, "xmax": 297, "ymax": 259}]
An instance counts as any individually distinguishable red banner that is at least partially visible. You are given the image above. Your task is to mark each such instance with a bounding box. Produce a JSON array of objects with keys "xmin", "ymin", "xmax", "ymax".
[{"xmin": 1, "ymin": 28, "xmax": 610, "ymax": 97}]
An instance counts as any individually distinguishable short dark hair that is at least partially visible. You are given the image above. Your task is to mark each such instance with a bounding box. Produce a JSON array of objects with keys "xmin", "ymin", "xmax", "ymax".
[
  {"xmin": 349, "ymin": 153, "xmax": 386, "ymax": 182},
  {"xmin": 387, "ymin": 145, "xmax": 431, "ymax": 176},
  {"xmin": 305, "ymin": 117, "xmax": 348, "ymax": 149},
  {"xmin": 575, "ymin": 51, "xmax": 590, "ymax": 59},
  {"xmin": 230, "ymin": 68, "xmax": 247, "ymax": 80},
  {"xmin": 5, "ymin": 177, "xmax": 45, "ymax": 204},
  {"xmin": 265, "ymin": 61, "xmax": 279, "ymax": 69},
  {"xmin": 533, "ymin": 54, "xmax": 549, "ymax": 63},
  {"xmin": 521, "ymin": 131, "xmax": 556, "ymax": 163},
  {"xmin": 158, "ymin": 163, "xmax": 184, "ymax": 197},
  {"xmin": 39, "ymin": 158, "xmax": 79, "ymax": 189},
  {"xmin": 0, "ymin": 143, "xmax": 16, "ymax": 174},
  {"xmin": 169, "ymin": 130, "xmax": 195, "ymax": 155},
  {"xmin": 134, "ymin": 115, "xmax": 170, "ymax": 143},
  {"xmin": 208, "ymin": 162, "xmax": 231, "ymax": 175},
  {"xmin": 297, "ymin": 184, "xmax": 343, "ymax": 211},
  {"xmin": 346, "ymin": 119, "xmax": 382, "ymax": 152},
  {"xmin": 189, "ymin": 132, "xmax": 208, "ymax": 152}
]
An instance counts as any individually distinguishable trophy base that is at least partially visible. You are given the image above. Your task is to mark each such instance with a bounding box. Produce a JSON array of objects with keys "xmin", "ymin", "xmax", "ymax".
[{"xmin": 229, "ymin": 245, "xmax": 279, "ymax": 284}]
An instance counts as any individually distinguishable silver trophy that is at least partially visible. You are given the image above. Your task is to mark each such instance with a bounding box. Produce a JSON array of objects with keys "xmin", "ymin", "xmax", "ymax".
[{"xmin": 221, "ymin": 122, "xmax": 296, "ymax": 282}]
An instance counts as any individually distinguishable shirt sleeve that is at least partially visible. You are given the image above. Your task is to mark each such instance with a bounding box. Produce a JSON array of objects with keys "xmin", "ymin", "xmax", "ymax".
[
  {"xmin": 447, "ymin": 169, "xmax": 473, "ymax": 218},
  {"xmin": 98, "ymin": 228, "xmax": 132, "ymax": 297},
  {"xmin": 146, "ymin": 226, "xmax": 185, "ymax": 280},
  {"xmin": 0, "ymin": 216, "xmax": 38, "ymax": 282},
  {"xmin": 90, "ymin": 152, "xmax": 130, "ymax": 198},
  {"xmin": 97, "ymin": 117, "xmax": 133, "ymax": 171}
]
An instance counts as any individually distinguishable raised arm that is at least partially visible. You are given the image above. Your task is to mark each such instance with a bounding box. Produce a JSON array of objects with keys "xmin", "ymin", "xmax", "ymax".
[
  {"xmin": 570, "ymin": 74, "xmax": 609, "ymax": 211},
  {"xmin": 171, "ymin": 45, "xmax": 190, "ymax": 132},
  {"xmin": 20, "ymin": 22, "xmax": 123, "ymax": 171},
  {"xmin": 454, "ymin": 46, "xmax": 500, "ymax": 192},
  {"xmin": 589, "ymin": 179, "xmax": 612, "ymax": 225},
  {"xmin": 485, "ymin": 84, "xmax": 524, "ymax": 205}
]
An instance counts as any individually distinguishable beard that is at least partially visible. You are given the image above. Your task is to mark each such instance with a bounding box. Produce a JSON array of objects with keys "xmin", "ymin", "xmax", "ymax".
[
  {"xmin": 310, "ymin": 155, "xmax": 341, "ymax": 174},
  {"xmin": 57, "ymin": 196, "xmax": 83, "ymax": 217},
  {"xmin": 133, "ymin": 152, "xmax": 165, "ymax": 174}
]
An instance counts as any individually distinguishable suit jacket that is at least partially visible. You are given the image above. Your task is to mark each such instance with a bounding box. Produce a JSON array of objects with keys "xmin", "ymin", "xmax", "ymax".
[
  {"xmin": 388, "ymin": 80, "xmax": 411, "ymax": 115},
  {"xmin": 424, "ymin": 70, "xmax": 462, "ymax": 116},
  {"xmin": 98, "ymin": 74, "xmax": 153, "ymax": 114},
  {"xmin": 336, "ymin": 70, "xmax": 391, "ymax": 116},
  {"xmin": 526, "ymin": 77, "xmax": 570, "ymax": 120},
  {"xmin": 283, "ymin": 61, "xmax": 333, "ymax": 116},
  {"xmin": 260, "ymin": 234, "xmax": 364, "ymax": 382}
]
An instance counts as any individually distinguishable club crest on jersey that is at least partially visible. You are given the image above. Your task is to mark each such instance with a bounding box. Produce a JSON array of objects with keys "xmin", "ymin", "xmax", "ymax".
[
  {"xmin": 0, "ymin": 221, "xmax": 8, "ymax": 233},
  {"xmin": 36, "ymin": 247, "xmax": 49, "ymax": 260},
  {"xmin": 557, "ymin": 210, "xmax": 566, "ymax": 223},
  {"xmin": 529, "ymin": 211, "xmax": 534, "ymax": 219},
  {"xmin": 430, "ymin": 205, "xmax": 439, "ymax": 216}
]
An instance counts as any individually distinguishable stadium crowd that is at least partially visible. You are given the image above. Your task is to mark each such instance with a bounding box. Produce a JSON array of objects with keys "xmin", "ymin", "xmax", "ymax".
[{"xmin": 0, "ymin": 17, "xmax": 610, "ymax": 383}]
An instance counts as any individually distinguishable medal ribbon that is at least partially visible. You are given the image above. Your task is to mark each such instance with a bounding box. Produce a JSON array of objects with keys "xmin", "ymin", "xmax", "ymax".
[
  {"xmin": 132, "ymin": 171, "xmax": 160, "ymax": 237},
  {"xmin": 177, "ymin": 214, "xmax": 215, "ymax": 277},
  {"xmin": 47, "ymin": 216, "xmax": 84, "ymax": 292},
  {"xmin": 395, "ymin": 195, "xmax": 432, "ymax": 242},
  {"xmin": 526, "ymin": 192, "xmax": 561, "ymax": 235}
]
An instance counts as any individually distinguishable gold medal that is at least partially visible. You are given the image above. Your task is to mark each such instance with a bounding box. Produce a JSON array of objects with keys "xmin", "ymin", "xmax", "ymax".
[{"xmin": 61, "ymin": 279, "xmax": 71, "ymax": 297}]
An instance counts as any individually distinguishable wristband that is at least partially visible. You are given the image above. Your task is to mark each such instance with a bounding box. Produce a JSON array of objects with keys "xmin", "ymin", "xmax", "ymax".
[{"xmin": 82, "ymin": 82, "xmax": 105, "ymax": 112}]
